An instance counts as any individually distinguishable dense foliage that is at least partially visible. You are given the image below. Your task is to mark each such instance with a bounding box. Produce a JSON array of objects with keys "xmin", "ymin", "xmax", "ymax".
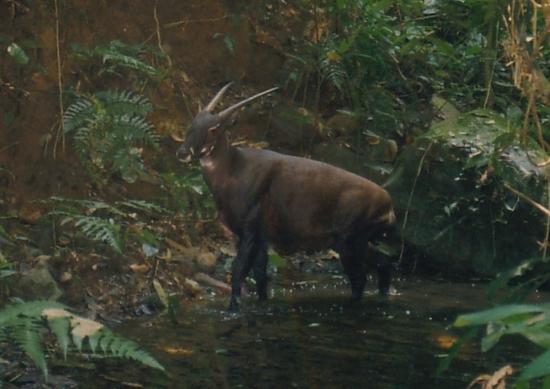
[
  {"xmin": 1, "ymin": 0, "xmax": 549, "ymax": 386},
  {"xmin": 0, "ymin": 300, "xmax": 164, "ymax": 384}
]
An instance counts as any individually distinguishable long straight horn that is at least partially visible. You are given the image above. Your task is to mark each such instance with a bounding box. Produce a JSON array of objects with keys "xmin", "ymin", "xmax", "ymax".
[
  {"xmin": 218, "ymin": 87, "xmax": 279, "ymax": 119},
  {"xmin": 205, "ymin": 82, "xmax": 233, "ymax": 112}
]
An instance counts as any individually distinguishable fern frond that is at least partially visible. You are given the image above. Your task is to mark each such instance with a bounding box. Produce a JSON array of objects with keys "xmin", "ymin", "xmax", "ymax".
[
  {"xmin": 0, "ymin": 301, "xmax": 66, "ymax": 325},
  {"xmin": 102, "ymin": 52, "xmax": 158, "ymax": 77},
  {"xmin": 111, "ymin": 148, "xmax": 144, "ymax": 184},
  {"xmin": 63, "ymin": 89, "xmax": 157, "ymax": 185},
  {"xmin": 57, "ymin": 213, "xmax": 123, "ymax": 254},
  {"xmin": 111, "ymin": 114, "xmax": 159, "ymax": 146},
  {"xmin": 91, "ymin": 328, "xmax": 165, "ymax": 371},
  {"xmin": 50, "ymin": 198, "xmax": 127, "ymax": 219},
  {"xmin": 96, "ymin": 90, "xmax": 153, "ymax": 116},
  {"xmin": 0, "ymin": 301, "xmax": 165, "ymax": 382},
  {"xmin": 14, "ymin": 319, "xmax": 48, "ymax": 380},
  {"xmin": 48, "ymin": 317, "xmax": 70, "ymax": 359},
  {"xmin": 0, "ymin": 224, "xmax": 14, "ymax": 246},
  {"xmin": 117, "ymin": 200, "xmax": 166, "ymax": 215},
  {"xmin": 63, "ymin": 97, "xmax": 95, "ymax": 134},
  {"xmin": 321, "ymin": 56, "xmax": 348, "ymax": 96}
]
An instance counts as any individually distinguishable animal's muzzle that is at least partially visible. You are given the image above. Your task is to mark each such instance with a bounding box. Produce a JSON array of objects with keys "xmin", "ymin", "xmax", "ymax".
[{"xmin": 176, "ymin": 146, "xmax": 194, "ymax": 163}]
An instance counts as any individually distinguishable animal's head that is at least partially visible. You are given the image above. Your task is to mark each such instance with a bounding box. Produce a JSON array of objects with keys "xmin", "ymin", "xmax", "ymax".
[{"xmin": 177, "ymin": 83, "xmax": 278, "ymax": 162}]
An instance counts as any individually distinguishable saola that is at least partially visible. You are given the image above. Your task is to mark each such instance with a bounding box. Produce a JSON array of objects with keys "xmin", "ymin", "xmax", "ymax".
[{"xmin": 177, "ymin": 83, "xmax": 396, "ymax": 311}]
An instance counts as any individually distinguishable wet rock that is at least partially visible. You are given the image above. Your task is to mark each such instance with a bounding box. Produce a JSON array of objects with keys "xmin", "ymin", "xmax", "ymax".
[
  {"xmin": 311, "ymin": 143, "xmax": 392, "ymax": 184},
  {"xmin": 59, "ymin": 271, "xmax": 72, "ymax": 283},
  {"xmin": 268, "ymin": 105, "xmax": 319, "ymax": 150},
  {"xmin": 14, "ymin": 259, "xmax": 63, "ymax": 301},
  {"xmin": 363, "ymin": 131, "xmax": 399, "ymax": 163},
  {"xmin": 326, "ymin": 110, "xmax": 362, "ymax": 137},
  {"xmin": 18, "ymin": 202, "xmax": 43, "ymax": 224},
  {"xmin": 387, "ymin": 109, "xmax": 548, "ymax": 276},
  {"xmin": 196, "ymin": 251, "xmax": 218, "ymax": 272}
]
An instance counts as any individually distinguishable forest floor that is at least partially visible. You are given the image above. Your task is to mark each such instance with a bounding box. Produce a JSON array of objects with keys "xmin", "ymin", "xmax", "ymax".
[{"xmin": 0, "ymin": 0, "xmax": 401, "ymax": 319}]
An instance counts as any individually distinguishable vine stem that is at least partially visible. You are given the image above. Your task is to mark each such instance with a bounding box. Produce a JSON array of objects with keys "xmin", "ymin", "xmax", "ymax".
[
  {"xmin": 503, "ymin": 182, "xmax": 550, "ymax": 217},
  {"xmin": 399, "ymin": 139, "xmax": 435, "ymax": 264},
  {"xmin": 154, "ymin": 1, "xmax": 172, "ymax": 68},
  {"xmin": 53, "ymin": 0, "xmax": 64, "ymax": 158},
  {"xmin": 544, "ymin": 180, "xmax": 549, "ymax": 262}
]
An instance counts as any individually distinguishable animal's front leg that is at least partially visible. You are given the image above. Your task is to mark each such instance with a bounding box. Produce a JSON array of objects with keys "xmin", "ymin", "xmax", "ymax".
[
  {"xmin": 229, "ymin": 234, "xmax": 255, "ymax": 311},
  {"xmin": 228, "ymin": 206, "xmax": 263, "ymax": 311}
]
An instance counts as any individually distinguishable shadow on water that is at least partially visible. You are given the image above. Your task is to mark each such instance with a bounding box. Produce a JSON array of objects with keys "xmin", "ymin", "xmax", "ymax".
[{"xmin": 95, "ymin": 277, "xmax": 541, "ymax": 388}]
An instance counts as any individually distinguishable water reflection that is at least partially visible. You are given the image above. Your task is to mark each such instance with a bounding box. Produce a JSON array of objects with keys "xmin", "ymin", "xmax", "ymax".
[{"xmin": 103, "ymin": 278, "xmax": 538, "ymax": 388}]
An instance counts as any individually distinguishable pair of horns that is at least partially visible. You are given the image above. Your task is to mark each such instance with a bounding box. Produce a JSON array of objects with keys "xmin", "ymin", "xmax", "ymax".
[{"xmin": 204, "ymin": 82, "xmax": 279, "ymax": 118}]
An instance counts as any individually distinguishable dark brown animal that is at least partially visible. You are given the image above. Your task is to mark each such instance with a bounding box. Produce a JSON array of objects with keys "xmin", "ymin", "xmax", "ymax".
[{"xmin": 177, "ymin": 84, "xmax": 395, "ymax": 311}]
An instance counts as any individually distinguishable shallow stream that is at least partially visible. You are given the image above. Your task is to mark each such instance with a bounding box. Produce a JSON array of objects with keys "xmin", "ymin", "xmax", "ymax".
[{"xmin": 91, "ymin": 277, "xmax": 541, "ymax": 388}]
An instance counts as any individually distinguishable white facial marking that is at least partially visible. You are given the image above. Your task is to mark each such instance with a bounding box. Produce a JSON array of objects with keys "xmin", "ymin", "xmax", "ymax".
[{"xmin": 200, "ymin": 157, "xmax": 215, "ymax": 170}]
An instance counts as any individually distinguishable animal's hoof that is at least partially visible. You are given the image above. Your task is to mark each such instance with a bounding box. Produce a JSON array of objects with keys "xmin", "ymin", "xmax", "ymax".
[
  {"xmin": 378, "ymin": 286, "xmax": 392, "ymax": 297},
  {"xmin": 228, "ymin": 297, "xmax": 240, "ymax": 312}
]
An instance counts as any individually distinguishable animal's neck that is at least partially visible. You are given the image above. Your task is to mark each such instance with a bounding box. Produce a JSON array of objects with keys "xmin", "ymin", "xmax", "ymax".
[{"xmin": 199, "ymin": 134, "xmax": 237, "ymax": 177}]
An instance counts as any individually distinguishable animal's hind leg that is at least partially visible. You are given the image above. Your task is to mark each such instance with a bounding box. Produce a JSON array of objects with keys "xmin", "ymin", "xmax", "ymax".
[
  {"xmin": 252, "ymin": 236, "xmax": 268, "ymax": 301},
  {"xmin": 337, "ymin": 238, "xmax": 367, "ymax": 300},
  {"xmin": 376, "ymin": 258, "xmax": 391, "ymax": 296}
]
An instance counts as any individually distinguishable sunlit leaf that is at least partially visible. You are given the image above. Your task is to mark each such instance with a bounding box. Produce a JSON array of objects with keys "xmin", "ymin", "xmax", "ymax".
[
  {"xmin": 268, "ymin": 249, "xmax": 287, "ymax": 269},
  {"xmin": 7, "ymin": 42, "xmax": 29, "ymax": 65},
  {"xmin": 520, "ymin": 349, "xmax": 550, "ymax": 381},
  {"xmin": 454, "ymin": 305, "xmax": 547, "ymax": 327},
  {"xmin": 153, "ymin": 279, "xmax": 169, "ymax": 308}
]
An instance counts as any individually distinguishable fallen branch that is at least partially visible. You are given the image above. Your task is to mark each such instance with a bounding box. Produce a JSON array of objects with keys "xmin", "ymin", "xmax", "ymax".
[{"xmin": 194, "ymin": 272, "xmax": 231, "ymax": 294}]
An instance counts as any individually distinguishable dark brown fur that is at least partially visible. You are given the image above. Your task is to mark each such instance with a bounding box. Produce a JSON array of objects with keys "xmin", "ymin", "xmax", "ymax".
[{"xmin": 178, "ymin": 85, "xmax": 395, "ymax": 310}]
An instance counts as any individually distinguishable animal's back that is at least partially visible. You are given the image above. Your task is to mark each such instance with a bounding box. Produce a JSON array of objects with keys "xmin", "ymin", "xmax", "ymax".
[{"xmin": 238, "ymin": 148, "xmax": 394, "ymax": 253}]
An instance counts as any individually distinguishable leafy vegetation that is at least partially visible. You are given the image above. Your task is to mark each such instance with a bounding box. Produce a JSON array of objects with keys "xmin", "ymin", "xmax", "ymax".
[
  {"xmin": 6, "ymin": 42, "xmax": 29, "ymax": 65},
  {"xmin": 70, "ymin": 40, "xmax": 164, "ymax": 78},
  {"xmin": 45, "ymin": 197, "xmax": 165, "ymax": 255},
  {"xmin": 0, "ymin": 300, "xmax": 164, "ymax": 383},
  {"xmin": 1, "ymin": 0, "xmax": 550, "ymax": 386},
  {"xmin": 160, "ymin": 167, "xmax": 215, "ymax": 219},
  {"xmin": 63, "ymin": 90, "xmax": 159, "ymax": 186},
  {"xmin": 434, "ymin": 0, "xmax": 550, "ymax": 385}
]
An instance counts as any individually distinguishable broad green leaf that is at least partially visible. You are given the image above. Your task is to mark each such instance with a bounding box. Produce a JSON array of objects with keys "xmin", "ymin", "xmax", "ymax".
[
  {"xmin": 437, "ymin": 327, "xmax": 479, "ymax": 376},
  {"xmin": 268, "ymin": 249, "xmax": 287, "ymax": 269},
  {"xmin": 524, "ymin": 328, "xmax": 550, "ymax": 349},
  {"xmin": 454, "ymin": 305, "xmax": 546, "ymax": 327},
  {"xmin": 7, "ymin": 42, "xmax": 29, "ymax": 65},
  {"xmin": 520, "ymin": 349, "xmax": 550, "ymax": 381}
]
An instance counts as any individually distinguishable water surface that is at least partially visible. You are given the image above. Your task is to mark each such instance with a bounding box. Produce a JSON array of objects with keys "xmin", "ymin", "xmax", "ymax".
[{"xmin": 99, "ymin": 277, "xmax": 540, "ymax": 388}]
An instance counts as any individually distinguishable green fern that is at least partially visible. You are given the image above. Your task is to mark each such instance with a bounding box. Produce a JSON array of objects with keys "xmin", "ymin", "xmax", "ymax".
[
  {"xmin": 45, "ymin": 197, "xmax": 164, "ymax": 255},
  {"xmin": 72, "ymin": 40, "xmax": 162, "ymax": 77},
  {"xmin": 117, "ymin": 199, "xmax": 166, "ymax": 215},
  {"xmin": 59, "ymin": 213, "xmax": 123, "ymax": 253},
  {"xmin": 63, "ymin": 90, "xmax": 158, "ymax": 185},
  {"xmin": 0, "ymin": 300, "xmax": 165, "ymax": 382},
  {"xmin": 0, "ymin": 224, "xmax": 14, "ymax": 247}
]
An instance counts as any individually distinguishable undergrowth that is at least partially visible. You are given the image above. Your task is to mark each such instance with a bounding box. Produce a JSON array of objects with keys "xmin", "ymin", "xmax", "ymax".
[
  {"xmin": 63, "ymin": 90, "xmax": 159, "ymax": 186},
  {"xmin": 0, "ymin": 300, "xmax": 164, "ymax": 384},
  {"xmin": 45, "ymin": 197, "xmax": 165, "ymax": 256}
]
